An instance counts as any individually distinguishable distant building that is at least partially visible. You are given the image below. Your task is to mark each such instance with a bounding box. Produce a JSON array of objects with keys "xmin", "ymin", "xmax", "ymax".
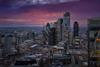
[
  {"xmin": 88, "ymin": 17, "xmax": 100, "ymax": 66},
  {"xmin": 45, "ymin": 23, "xmax": 51, "ymax": 38},
  {"xmin": 63, "ymin": 12, "xmax": 71, "ymax": 47},
  {"xmin": 43, "ymin": 12, "xmax": 71, "ymax": 46},
  {"xmin": 2, "ymin": 34, "xmax": 16, "ymax": 56},
  {"xmin": 32, "ymin": 32, "xmax": 35, "ymax": 40},
  {"xmin": 63, "ymin": 12, "xmax": 70, "ymax": 29},
  {"xmin": 48, "ymin": 27, "xmax": 57, "ymax": 45},
  {"xmin": 73, "ymin": 21, "xmax": 80, "ymax": 46},
  {"xmin": 73, "ymin": 21, "xmax": 79, "ymax": 37},
  {"xmin": 42, "ymin": 23, "xmax": 51, "ymax": 44},
  {"xmin": 56, "ymin": 18, "xmax": 63, "ymax": 42},
  {"xmin": 27, "ymin": 31, "xmax": 35, "ymax": 40},
  {"xmin": 0, "ymin": 32, "xmax": 1, "ymax": 46},
  {"xmin": 0, "ymin": 32, "xmax": 2, "ymax": 58},
  {"xmin": 56, "ymin": 12, "xmax": 71, "ymax": 42}
]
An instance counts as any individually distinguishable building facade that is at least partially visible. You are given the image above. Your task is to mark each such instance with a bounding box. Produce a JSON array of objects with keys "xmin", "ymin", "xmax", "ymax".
[{"xmin": 88, "ymin": 18, "xmax": 100, "ymax": 66}]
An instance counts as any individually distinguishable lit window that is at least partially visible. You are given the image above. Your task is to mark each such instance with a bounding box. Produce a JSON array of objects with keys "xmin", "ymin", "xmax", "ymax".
[{"xmin": 96, "ymin": 38, "xmax": 100, "ymax": 42}]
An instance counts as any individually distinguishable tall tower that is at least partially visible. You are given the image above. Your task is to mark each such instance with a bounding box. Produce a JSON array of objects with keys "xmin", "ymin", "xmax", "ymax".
[
  {"xmin": 0, "ymin": 32, "xmax": 2, "ymax": 58},
  {"xmin": 46, "ymin": 23, "xmax": 51, "ymax": 34},
  {"xmin": 63, "ymin": 12, "xmax": 70, "ymax": 29},
  {"xmin": 3, "ymin": 34, "xmax": 14, "ymax": 56},
  {"xmin": 63, "ymin": 12, "xmax": 71, "ymax": 47},
  {"xmin": 73, "ymin": 21, "xmax": 80, "ymax": 46},
  {"xmin": 48, "ymin": 27, "xmax": 57, "ymax": 45},
  {"xmin": 73, "ymin": 21, "xmax": 79, "ymax": 37},
  {"xmin": 32, "ymin": 32, "xmax": 35, "ymax": 40},
  {"xmin": 56, "ymin": 18, "xmax": 63, "ymax": 42},
  {"xmin": 88, "ymin": 18, "xmax": 100, "ymax": 66},
  {"xmin": 59, "ymin": 19, "xmax": 63, "ymax": 41}
]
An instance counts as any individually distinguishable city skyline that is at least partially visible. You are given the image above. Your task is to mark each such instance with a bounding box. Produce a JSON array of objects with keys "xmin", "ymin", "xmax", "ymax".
[{"xmin": 0, "ymin": 0, "xmax": 100, "ymax": 27}]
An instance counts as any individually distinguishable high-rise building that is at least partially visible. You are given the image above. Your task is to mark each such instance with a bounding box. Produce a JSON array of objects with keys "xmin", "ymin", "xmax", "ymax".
[
  {"xmin": 27, "ymin": 32, "xmax": 34, "ymax": 40},
  {"xmin": 56, "ymin": 18, "xmax": 63, "ymax": 42},
  {"xmin": 0, "ymin": 32, "xmax": 1, "ymax": 46},
  {"xmin": 88, "ymin": 17, "xmax": 100, "ymax": 66},
  {"xmin": 32, "ymin": 32, "xmax": 35, "ymax": 40},
  {"xmin": 63, "ymin": 12, "xmax": 70, "ymax": 29},
  {"xmin": 1, "ymin": 34, "xmax": 5, "ymax": 57},
  {"xmin": 48, "ymin": 27, "xmax": 57, "ymax": 45},
  {"xmin": 46, "ymin": 23, "xmax": 51, "ymax": 32},
  {"xmin": 42, "ymin": 23, "xmax": 51, "ymax": 44},
  {"xmin": 73, "ymin": 21, "xmax": 79, "ymax": 37},
  {"xmin": 45, "ymin": 23, "xmax": 51, "ymax": 39},
  {"xmin": 3, "ymin": 34, "xmax": 14, "ymax": 56},
  {"xmin": 63, "ymin": 12, "xmax": 71, "ymax": 46},
  {"xmin": 0, "ymin": 32, "xmax": 2, "ymax": 58},
  {"xmin": 73, "ymin": 21, "xmax": 80, "ymax": 46},
  {"xmin": 56, "ymin": 12, "xmax": 71, "ymax": 42}
]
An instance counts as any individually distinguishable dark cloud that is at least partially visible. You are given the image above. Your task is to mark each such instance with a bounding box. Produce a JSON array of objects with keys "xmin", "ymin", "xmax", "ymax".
[
  {"xmin": 0, "ymin": 0, "xmax": 80, "ymax": 13},
  {"xmin": 0, "ymin": 0, "xmax": 12, "ymax": 5},
  {"xmin": 0, "ymin": 0, "xmax": 79, "ymax": 6}
]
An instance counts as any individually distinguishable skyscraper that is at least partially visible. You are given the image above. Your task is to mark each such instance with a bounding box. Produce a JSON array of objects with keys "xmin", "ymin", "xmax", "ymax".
[
  {"xmin": 63, "ymin": 12, "xmax": 71, "ymax": 46},
  {"xmin": 63, "ymin": 12, "xmax": 70, "ymax": 29},
  {"xmin": 43, "ymin": 23, "xmax": 51, "ymax": 44},
  {"xmin": 46, "ymin": 23, "xmax": 51, "ymax": 30},
  {"xmin": 60, "ymin": 19, "xmax": 63, "ymax": 41},
  {"xmin": 56, "ymin": 18, "xmax": 63, "ymax": 42},
  {"xmin": 73, "ymin": 21, "xmax": 79, "ymax": 37},
  {"xmin": 48, "ymin": 27, "xmax": 57, "ymax": 45},
  {"xmin": 73, "ymin": 21, "xmax": 80, "ymax": 47},
  {"xmin": 3, "ymin": 34, "xmax": 14, "ymax": 56},
  {"xmin": 32, "ymin": 32, "xmax": 35, "ymax": 40},
  {"xmin": 88, "ymin": 18, "xmax": 100, "ymax": 66},
  {"xmin": 0, "ymin": 32, "xmax": 2, "ymax": 58}
]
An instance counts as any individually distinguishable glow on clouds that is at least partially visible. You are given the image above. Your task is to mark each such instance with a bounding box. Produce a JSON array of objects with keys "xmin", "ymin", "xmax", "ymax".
[{"xmin": 11, "ymin": 0, "xmax": 79, "ymax": 8}]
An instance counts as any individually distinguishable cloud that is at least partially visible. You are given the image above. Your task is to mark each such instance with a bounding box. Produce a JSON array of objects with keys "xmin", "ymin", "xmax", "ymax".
[
  {"xmin": 0, "ymin": 11, "xmax": 63, "ymax": 26},
  {"xmin": 0, "ymin": 0, "xmax": 80, "ymax": 8}
]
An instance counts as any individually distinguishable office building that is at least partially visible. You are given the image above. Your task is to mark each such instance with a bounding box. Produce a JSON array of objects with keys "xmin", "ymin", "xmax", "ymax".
[
  {"xmin": 63, "ymin": 12, "xmax": 71, "ymax": 46},
  {"xmin": 73, "ymin": 21, "xmax": 79, "ymax": 37},
  {"xmin": 88, "ymin": 17, "xmax": 100, "ymax": 66},
  {"xmin": 73, "ymin": 21, "xmax": 80, "ymax": 46},
  {"xmin": 56, "ymin": 18, "xmax": 63, "ymax": 42},
  {"xmin": 63, "ymin": 12, "xmax": 70, "ymax": 29},
  {"xmin": 48, "ymin": 27, "xmax": 57, "ymax": 45}
]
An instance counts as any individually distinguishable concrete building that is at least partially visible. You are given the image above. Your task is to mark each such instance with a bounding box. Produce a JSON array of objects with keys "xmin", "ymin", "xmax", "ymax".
[
  {"xmin": 73, "ymin": 21, "xmax": 79, "ymax": 37},
  {"xmin": 63, "ymin": 12, "xmax": 70, "ymax": 29},
  {"xmin": 44, "ymin": 23, "xmax": 51, "ymax": 42},
  {"xmin": 88, "ymin": 17, "xmax": 100, "ymax": 67},
  {"xmin": 42, "ymin": 23, "xmax": 52, "ymax": 45},
  {"xmin": 56, "ymin": 18, "xmax": 63, "ymax": 42},
  {"xmin": 63, "ymin": 12, "xmax": 71, "ymax": 45},
  {"xmin": 56, "ymin": 12, "xmax": 71, "ymax": 43},
  {"xmin": 0, "ymin": 32, "xmax": 2, "ymax": 58},
  {"xmin": 1, "ymin": 34, "xmax": 16, "ymax": 56},
  {"xmin": 73, "ymin": 21, "xmax": 80, "ymax": 47},
  {"xmin": 48, "ymin": 27, "xmax": 57, "ymax": 46}
]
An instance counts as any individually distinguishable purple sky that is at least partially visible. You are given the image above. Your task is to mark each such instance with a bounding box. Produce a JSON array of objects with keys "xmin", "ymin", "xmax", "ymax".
[{"xmin": 0, "ymin": 0, "xmax": 100, "ymax": 27}]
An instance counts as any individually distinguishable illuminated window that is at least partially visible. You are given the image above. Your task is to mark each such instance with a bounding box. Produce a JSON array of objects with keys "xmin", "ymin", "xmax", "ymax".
[{"xmin": 96, "ymin": 38, "xmax": 100, "ymax": 42}]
